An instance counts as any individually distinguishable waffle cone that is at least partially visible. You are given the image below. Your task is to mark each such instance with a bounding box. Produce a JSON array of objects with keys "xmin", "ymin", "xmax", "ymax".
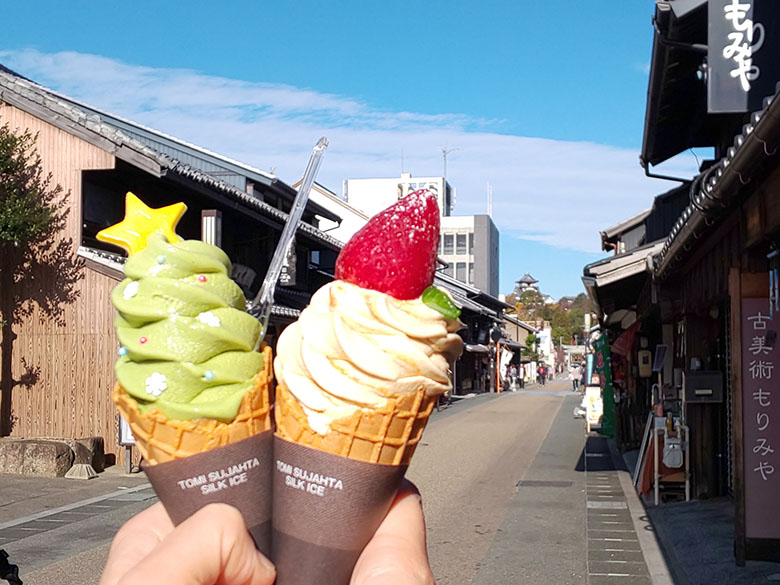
[
  {"xmin": 274, "ymin": 381, "xmax": 437, "ymax": 465},
  {"xmin": 112, "ymin": 345, "xmax": 273, "ymax": 465}
]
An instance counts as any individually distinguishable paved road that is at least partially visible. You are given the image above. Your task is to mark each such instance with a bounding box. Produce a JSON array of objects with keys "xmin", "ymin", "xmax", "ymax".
[{"xmin": 0, "ymin": 378, "xmax": 659, "ymax": 585}]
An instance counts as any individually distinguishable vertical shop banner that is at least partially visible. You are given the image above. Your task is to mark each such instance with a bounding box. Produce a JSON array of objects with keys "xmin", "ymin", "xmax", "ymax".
[
  {"xmin": 708, "ymin": 0, "xmax": 780, "ymax": 113},
  {"xmin": 593, "ymin": 334, "xmax": 615, "ymax": 437},
  {"xmin": 741, "ymin": 299, "xmax": 780, "ymax": 539}
]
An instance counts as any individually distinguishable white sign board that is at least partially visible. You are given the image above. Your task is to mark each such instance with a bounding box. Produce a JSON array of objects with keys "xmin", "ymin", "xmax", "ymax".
[
  {"xmin": 585, "ymin": 385, "xmax": 603, "ymax": 431},
  {"xmin": 119, "ymin": 415, "xmax": 136, "ymax": 446}
]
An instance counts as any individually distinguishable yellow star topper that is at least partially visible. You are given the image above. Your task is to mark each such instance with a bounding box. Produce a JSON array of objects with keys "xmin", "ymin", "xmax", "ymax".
[{"xmin": 96, "ymin": 192, "xmax": 187, "ymax": 255}]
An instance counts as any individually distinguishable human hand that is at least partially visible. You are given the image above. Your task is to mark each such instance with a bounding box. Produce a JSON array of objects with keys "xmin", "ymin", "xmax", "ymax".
[
  {"xmin": 351, "ymin": 479, "xmax": 435, "ymax": 585},
  {"xmin": 100, "ymin": 502, "xmax": 275, "ymax": 585},
  {"xmin": 101, "ymin": 478, "xmax": 434, "ymax": 585}
]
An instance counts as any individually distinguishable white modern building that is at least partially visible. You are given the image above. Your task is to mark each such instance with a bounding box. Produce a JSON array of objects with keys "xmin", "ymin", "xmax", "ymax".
[
  {"xmin": 343, "ymin": 172, "xmax": 454, "ymax": 218},
  {"xmin": 292, "ymin": 180, "xmax": 369, "ymax": 245},
  {"xmin": 306, "ymin": 172, "xmax": 499, "ymax": 297},
  {"xmin": 439, "ymin": 215, "xmax": 499, "ymax": 297},
  {"xmin": 537, "ymin": 326, "xmax": 555, "ymax": 370}
]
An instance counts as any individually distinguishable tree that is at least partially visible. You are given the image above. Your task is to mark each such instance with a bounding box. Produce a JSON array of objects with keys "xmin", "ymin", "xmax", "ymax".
[
  {"xmin": 569, "ymin": 292, "xmax": 593, "ymax": 313},
  {"xmin": 522, "ymin": 333, "xmax": 540, "ymax": 362},
  {"xmin": 515, "ymin": 288, "xmax": 543, "ymax": 324},
  {"xmin": 0, "ymin": 121, "xmax": 81, "ymax": 435}
]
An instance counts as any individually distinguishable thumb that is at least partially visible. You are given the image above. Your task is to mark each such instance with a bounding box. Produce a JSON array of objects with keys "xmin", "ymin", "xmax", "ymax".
[
  {"xmin": 117, "ymin": 503, "xmax": 275, "ymax": 585},
  {"xmin": 351, "ymin": 480, "xmax": 434, "ymax": 585}
]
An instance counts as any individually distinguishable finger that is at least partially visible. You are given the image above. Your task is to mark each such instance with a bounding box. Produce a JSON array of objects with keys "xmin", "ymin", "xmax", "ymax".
[
  {"xmin": 115, "ymin": 503, "xmax": 275, "ymax": 585},
  {"xmin": 100, "ymin": 502, "xmax": 174, "ymax": 585},
  {"xmin": 351, "ymin": 479, "xmax": 434, "ymax": 585}
]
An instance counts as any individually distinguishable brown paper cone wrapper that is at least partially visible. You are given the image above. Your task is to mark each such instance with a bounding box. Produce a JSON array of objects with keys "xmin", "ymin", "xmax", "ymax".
[
  {"xmin": 271, "ymin": 381, "xmax": 436, "ymax": 585},
  {"xmin": 112, "ymin": 345, "xmax": 274, "ymax": 554}
]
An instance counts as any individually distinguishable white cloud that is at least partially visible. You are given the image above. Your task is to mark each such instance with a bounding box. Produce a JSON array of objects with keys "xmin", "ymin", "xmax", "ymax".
[{"xmin": 0, "ymin": 49, "xmax": 698, "ymax": 254}]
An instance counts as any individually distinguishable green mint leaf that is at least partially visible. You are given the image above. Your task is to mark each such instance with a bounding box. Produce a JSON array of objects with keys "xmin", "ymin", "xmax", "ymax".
[{"xmin": 422, "ymin": 286, "xmax": 461, "ymax": 319}]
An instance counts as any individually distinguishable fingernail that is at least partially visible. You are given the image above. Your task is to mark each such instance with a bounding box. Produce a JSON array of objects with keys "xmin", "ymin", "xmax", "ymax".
[{"xmin": 255, "ymin": 551, "xmax": 276, "ymax": 578}]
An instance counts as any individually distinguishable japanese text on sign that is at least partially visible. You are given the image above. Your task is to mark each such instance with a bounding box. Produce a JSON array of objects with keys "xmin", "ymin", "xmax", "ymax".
[
  {"xmin": 742, "ymin": 300, "xmax": 780, "ymax": 539},
  {"xmin": 722, "ymin": 0, "xmax": 765, "ymax": 92}
]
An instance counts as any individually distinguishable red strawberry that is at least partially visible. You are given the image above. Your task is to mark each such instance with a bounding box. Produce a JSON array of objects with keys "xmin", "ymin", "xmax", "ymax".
[{"xmin": 335, "ymin": 189, "xmax": 440, "ymax": 300}]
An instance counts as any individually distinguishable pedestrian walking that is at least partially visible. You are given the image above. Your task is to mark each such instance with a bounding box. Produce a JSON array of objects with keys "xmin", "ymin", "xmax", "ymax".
[{"xmin": 571, "ymin": 364, "xmax": 582, "ymax": 392}]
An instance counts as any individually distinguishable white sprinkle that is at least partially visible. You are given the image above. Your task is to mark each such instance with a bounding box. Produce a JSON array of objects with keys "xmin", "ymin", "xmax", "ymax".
[
  {"xmin": 123, "ymin": 281, "xmax": 139, "ymax": 300},
  {"xmin": 197, "ymin": 311, "xmax": 221, "ymax": 327},
  {"xmin": 145, "ymin": 372, "xmax": 167, "ymax": 397}
]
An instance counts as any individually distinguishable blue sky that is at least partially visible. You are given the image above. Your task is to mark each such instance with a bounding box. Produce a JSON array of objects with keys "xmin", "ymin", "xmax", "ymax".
[{"xmin": 1, "ymin": 1, "xmax": 704, "ymax": 299}]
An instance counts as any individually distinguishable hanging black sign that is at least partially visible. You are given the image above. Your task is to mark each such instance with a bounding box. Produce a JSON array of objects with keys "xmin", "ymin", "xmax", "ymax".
[{"xmin": 708, "ymin": 0, "xmax": 780, "ymax": 113}]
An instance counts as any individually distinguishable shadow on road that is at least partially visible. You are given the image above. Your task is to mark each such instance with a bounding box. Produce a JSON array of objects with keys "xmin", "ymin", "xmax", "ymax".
[{"xmin": 573, "ymin": 432, "xmax": 627, "ymax": 473}]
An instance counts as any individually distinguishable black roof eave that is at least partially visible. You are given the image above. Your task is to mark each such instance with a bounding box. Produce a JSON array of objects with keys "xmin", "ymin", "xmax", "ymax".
[
  {"xmin": 162, "ymin": 169, "xmax": 343, "ymax": 252},
  {"xmin": 271, "ymin": 178, "xmax": 342, "ymax": 223},
  {"xmin": 640, "ymin": 2, "xmax": 744, "ymax": 168}
]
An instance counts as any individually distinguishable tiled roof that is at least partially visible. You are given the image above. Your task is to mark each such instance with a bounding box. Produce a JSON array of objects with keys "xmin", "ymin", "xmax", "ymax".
[
  {"xmin": 517, "ymin": 273, "xmax": 537, "ymax": 284},
  {"xmin": 654, "ymin": 82, "xmax": 780, "ymax": 277},
  {"xmin": 0, "ymin": 66, "xmax": 342, "ymax": 251},
  {"xmin": 77, "ymin": 245, "xmax": 301, "ymax": 320}
]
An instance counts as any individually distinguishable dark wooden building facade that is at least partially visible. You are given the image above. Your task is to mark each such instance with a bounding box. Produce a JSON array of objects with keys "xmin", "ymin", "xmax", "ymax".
[{"xmin": 584, "ymin": 1, "xmax": 780, "ymax": 564}]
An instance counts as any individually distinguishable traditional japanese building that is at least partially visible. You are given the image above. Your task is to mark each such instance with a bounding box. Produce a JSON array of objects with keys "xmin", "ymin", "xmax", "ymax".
[
  {"xmin": 0, "ymin": 64, "xmax": 342, "ymax": 467},
  {"xmin": 583, "ymin": 0, "xmax": 780, "ymax": 563}
]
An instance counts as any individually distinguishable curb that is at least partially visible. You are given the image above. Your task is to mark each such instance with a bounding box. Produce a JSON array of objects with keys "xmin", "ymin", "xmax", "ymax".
[{"xmin": 606, "ymin": 438, "xmax": 675, "ymax": 585}]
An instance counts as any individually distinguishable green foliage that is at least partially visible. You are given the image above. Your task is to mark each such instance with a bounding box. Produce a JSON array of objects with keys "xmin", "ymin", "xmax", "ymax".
[
  {"xmin": 0, "ymin": 120, "xmax": 74, "ymax": 326},
  {"xmin": 0, "ymin": 120, "xmax": 77, "ymax": 435},
  {"xmin": 522, "ymin": 333, "xmax": 539, "ymax": 361},
  {"xmin": 550, "ymin": 307, "xmax": 586, "ymax": 346},
  {"xmin": 0, "ymin": 123, "xmax": 63, "ymax": 248},
  {"xmin": 514, "ymin": 288, "xmax": 543, "ymax": 322},
  {"xmin": 509, "ymin": 281, "xmax": 593, "ymax": 351}
]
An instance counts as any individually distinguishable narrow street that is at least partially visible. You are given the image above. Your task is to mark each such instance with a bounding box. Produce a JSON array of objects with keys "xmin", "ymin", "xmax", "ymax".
[
  {"xmin": 410, "ymin": 377, "xmax": 654, "ymax": 585},
  {"xmin": 0, "ymin": 377, "xmax": 657, "ymax": 585}
]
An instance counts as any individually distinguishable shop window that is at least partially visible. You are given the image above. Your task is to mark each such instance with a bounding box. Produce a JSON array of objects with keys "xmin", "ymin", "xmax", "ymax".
[
  {"xmin": 443, "ymin": 233, "xmax": 454, "ymax": 255},
  {"xmin": 456, "ymin": 233, "xmax": 467, "ymax": 255}
]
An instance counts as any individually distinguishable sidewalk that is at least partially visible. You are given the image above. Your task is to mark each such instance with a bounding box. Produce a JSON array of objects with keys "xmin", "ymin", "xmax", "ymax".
[
  {"xmin": 0, "ymin": 464, "xmax": 149, "ymax": 525},
  {"xmin": 471, "ymin": 390, "xmax": 659, "ymax": 584},
  {"xmin": 0, "ymin": 465, "xmax": 155, "ymax": 580},
  {"xmin": 614, "ymin": 447, "xmax": 780, "ymax": 585}
]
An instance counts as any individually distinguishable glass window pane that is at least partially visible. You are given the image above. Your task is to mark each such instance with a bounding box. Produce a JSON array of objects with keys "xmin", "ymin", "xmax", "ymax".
[
  {"xmin": 443, "ymin": 263, "xmax": 453, "ymax": 277},
  {"xmin": 456, "ymin": 234, "xmax": 467, "ymax": 255},
  {"xmin": 456, "ymin": 262, "xmax": 466, "ymax": 282},
  {"xmin": 469, "ymin": 233, "xmax": 474, "ymax": 255},
  {"xmin": 443, "ymin": 234, "xmax": 454, "ymax": 255},
  {"xmin": 468, "ymin": 262, "xmax": 474, "ymax": 284}
]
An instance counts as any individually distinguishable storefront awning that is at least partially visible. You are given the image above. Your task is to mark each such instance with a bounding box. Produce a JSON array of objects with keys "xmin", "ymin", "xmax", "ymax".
[
  {"xmin": 498, "ymin": 338, "xmax": 524, "ymax": 351},
  {"xmin": 583, "ymin": 240, "xmax": 665, "ymax": 321},
  {"xmin": 584, "ymin": 240, "xmax": 664, "ymax": 289}
]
